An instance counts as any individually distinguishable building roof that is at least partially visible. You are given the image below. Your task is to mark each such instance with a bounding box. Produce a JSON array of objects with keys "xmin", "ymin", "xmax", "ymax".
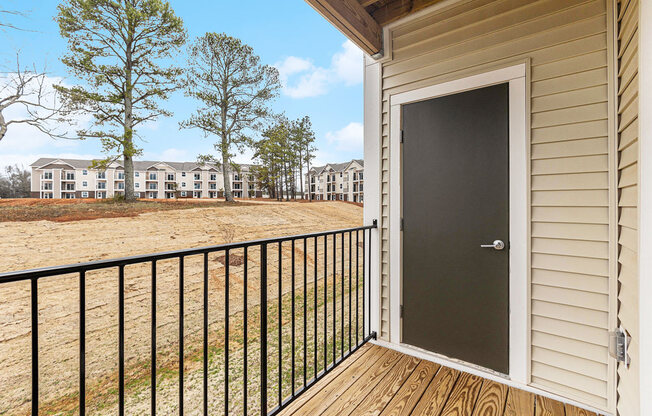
[
  {"xmin": 309, "ymin": 159, "xmax": 363, "ymax": 175},
  {"xmin": 30, "ymin": 157, "xmax": 255, "ymax": 172}
]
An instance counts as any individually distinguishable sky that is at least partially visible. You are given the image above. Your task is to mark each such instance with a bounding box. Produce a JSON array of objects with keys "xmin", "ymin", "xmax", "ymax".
[{"xmin": 0, "ymin": 0, "xmax": 364, "ymax": 170}]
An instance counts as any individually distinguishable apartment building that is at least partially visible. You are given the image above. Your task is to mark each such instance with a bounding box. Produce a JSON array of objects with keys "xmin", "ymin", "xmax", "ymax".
[
  {"xmin": 305, "ymin": 159, "xmax": 363, "ymax": 202},
  {"xmin": 30, "ymin": 158, "xmax": 265, "ymax": 199}
]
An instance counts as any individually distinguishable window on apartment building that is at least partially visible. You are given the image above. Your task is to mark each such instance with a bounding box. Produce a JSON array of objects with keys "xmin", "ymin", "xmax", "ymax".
[
  {"xmin": 43, "ymin": 171, "xmax": 53, "ymax": 179},
  {"xmin": 181, "ymin": 172, "xmax": 186, "ymax": 177},
  {"xmin": 248, "ymin": 175, "xmax": 254, "ymax": 181},
  {"xmin": 43, "ymin": 183, "xmax": 53, "ymax": 190},
  {"xmin": 148, "ymin": 173, "xmax": 157, "ymax": 180},
  {"xmin": 117, "ymin": 172, "xmax": 125, "ymax": 179},
  {"xmin": 97, "ymin": 182, "xmax": 106, "ymax": 189},
  {"xmin": 97, "ymin": 172, "xmax": 106, "ymax": 179},
  {"xmin": 332, "ymin": 175, "xmax": 336, "ymax": 181},
  {"xmin": 117, "ymin": 182, "xmax": 125, "ymax": 190},
  {"xmin": 42, "ymin": 192, "xmax": 53, "ymax": 199},
  {"xmin": 360, "ymin": 184, "xmax": 363, "ymax": 191},
  {"xmin": 135, "ymin": 172, "xmax": 140, "ymax": 177},
  {"xmin": 181, "ymin": 182, "xmax": 186, "ymax": 187},
  {"xmin": 359, "ymin": 172, "xmax": 363, "ymax": 180},
  {"xmin": 210, "ymin": 173, "xmax": 217, "ymax": 180},
  {"xmin": 311, "ymin": 177, "xmax": 315, "ymax": 183},
  {"xmin": 339, "ymin": 172, "xmax": 342, "ymax": 177},
  {"xmin": 82, "ymin": 181, "xmax": 88, "ymax": 187},
  {"xmin": 248, "ymin": 184, "xmax": 254, "ymax": 190},
  {"xmin": 148, "ymin": 183, "xmax": 157, "ymax": 190},
  {"xmin": 81, "ymin": 191, "xmax": 89, "ymax": 198},
  {"xmin": 180, "ymin": 191, "xmax": 187, "ymax": 197},
  {"xmin": 340, "ymin": 184, "xmax": 342, "ymax": 189},
  {"xmin": 82, "ymin": 170, "xmax": 88, "ymax": 175},
  {"xmin": 65, "ymin": 183, "xmax": 75, "ymax": 190},
  {"xmin": 135, "ymin": 183, "xmax": 140, "ymax": 188},
  {"xmin": 66, "ymin": 172, "xmax": 75, "ymax": 180},
  {"xmin": 353, "ymin": 172, "xmax": 357, "ymax": 180},
  {"xmin": 194, "ymin": 173, "xmax": 200, "ymax": 180},
  {"xmin": 233, "ymin": 183, "xmax": 241, "ymax": 190},
  {"xmin": 167, "ymin": 173, "xmax": 174, "ymax": 181},
  {"xmin": 194, "ymin": 183, "xmax": 201, "ymax": 189},
  {"xmin": 210, "ymin": 184, "xmax": 216, "ymax": 190}
]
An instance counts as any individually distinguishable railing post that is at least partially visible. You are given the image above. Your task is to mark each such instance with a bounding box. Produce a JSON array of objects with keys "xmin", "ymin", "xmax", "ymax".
[
  {"xmin": 260, "ymin": 243, "xmax": 268, "ymax": 416},
  {"xmin": 31, "ymin": 277, "xmax": 38, "ymax": 416}
]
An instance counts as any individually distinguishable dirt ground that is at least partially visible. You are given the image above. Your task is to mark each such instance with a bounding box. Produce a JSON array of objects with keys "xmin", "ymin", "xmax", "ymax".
[{"xmin": 0, "ymin": 201, "xmax": 364, "ymax": 415}]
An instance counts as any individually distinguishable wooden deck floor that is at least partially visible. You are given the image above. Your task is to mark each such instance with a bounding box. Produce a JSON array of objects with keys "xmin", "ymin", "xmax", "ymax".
[{"xmin": 278, "ymin": 344, "xmax": 599, "ymax": 416}]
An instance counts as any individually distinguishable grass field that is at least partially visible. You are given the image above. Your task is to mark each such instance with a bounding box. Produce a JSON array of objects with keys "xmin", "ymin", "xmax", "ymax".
[{"xmin": 0, "ymin": 199, "xmax": 364, "ymax": 415}]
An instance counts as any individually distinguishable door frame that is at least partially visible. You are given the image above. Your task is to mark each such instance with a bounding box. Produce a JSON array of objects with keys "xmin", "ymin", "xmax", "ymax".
[{"xmin": 388, "ymin": 63, "xmax": 529, "ymax": 383}]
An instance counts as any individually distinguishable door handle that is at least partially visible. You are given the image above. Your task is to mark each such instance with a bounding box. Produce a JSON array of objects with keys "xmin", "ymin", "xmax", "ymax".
[{"xmin": 481, "ymin": 240, "xmax": 505, "ymax": 250}]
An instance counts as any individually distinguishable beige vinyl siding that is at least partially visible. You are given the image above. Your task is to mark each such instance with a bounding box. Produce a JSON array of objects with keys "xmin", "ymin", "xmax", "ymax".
[
  {"xmin": 616, "ymin": 0, "xmax": 639, "ymax": 414},
  {"xmin": 381, "ymin": 0, "xmax": 613, "ymax": 410}
]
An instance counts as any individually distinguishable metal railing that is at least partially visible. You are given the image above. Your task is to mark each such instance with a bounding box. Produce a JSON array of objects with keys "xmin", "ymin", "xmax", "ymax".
[{"xmin": 0, "ymin": 221, "xmax": 377, "ymax": 415}]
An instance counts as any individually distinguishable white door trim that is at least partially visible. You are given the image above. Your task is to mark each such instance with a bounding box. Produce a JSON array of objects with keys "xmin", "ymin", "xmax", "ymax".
[{"xmin": 388, "ymin": 63, "xmax": 529, "ymax": 383}]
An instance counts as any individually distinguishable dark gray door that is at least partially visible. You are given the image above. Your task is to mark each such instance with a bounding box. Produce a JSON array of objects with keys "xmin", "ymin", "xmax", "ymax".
[{"xmin": 402, "ymin": 83, "xmax": 510, "ymax": 374}]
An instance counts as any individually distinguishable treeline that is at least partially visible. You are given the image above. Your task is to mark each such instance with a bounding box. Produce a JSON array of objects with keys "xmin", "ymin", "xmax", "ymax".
[
  {"xmin": 0, "ymin": 165, "xmax": 30, "ymax": 198},
  {"xmin": 252, "ymin": 116, "xmax": 316, "ymax": 200}
]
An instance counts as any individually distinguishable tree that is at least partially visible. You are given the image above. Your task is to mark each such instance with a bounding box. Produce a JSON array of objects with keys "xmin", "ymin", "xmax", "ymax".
[
  {"xmin": 181, "ymin": 33, "xmax": 280, "ymax": 202},
  {"xmin": 290, "ymin": 116, "xmax": 316, "ymax": 200},
  {"xmin": 56, "ymin": 0, "xmax": 186, "ymax": 201},
  {"xmin": 0, "ymin": 164, "xmax": 30, "ymax": 198},
  {"xmin": 0, "ymin": 56, "xmax": 73, "ymax": 142}
]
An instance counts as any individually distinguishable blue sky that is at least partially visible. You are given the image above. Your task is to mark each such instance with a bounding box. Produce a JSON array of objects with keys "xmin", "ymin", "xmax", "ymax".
[{"xmin": 0, "ymin": 0, "xmax": 364, "ymax": 170}]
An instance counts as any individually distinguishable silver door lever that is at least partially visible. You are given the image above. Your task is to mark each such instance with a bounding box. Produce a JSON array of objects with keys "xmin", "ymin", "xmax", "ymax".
[{"xmin": 481, "ymin": 240, "xmax": 505, "ymax": 250}]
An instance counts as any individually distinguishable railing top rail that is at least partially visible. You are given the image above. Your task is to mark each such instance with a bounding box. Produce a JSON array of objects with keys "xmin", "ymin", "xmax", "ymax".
[{"xmin": 0, "ymin": 223, "xmax": 377, "ymax": 283}]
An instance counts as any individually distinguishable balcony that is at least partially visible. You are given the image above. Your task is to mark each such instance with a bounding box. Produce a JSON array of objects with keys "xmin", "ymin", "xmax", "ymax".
[{"xmin": 0, "ymin": 224, "xmax": 377, "ymax": 415}]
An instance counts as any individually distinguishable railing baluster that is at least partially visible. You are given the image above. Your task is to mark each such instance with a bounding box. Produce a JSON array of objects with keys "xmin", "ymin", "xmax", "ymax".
[
  {"xmin": 303, "ymin": 237, "xmax": 307, "ymax": 388},
  {"xmin": 203, "ymin": 253, "xmax": 208, "ymax": 416},
  {"xmin": 348, "ymin": 231, "xmax": 352, "ymax": 353},
  {"xmin": 31, "ymin": 277, "xmax": 38, "ymax": 416},
  {"xmin": 291, "ymin": 239, "xmax": 295, "ymax": 396},
  {"xmin": 341, "ymin": 232, "xmax": 345, "ymax": 358},
  {"xmin": 80, "ymin": 270, "xmax": 86, "ymax": 416},
  {"xmin": 152, "ymin": 261, "xmax": 157, "ymax": 416},
  {"xmin": 119, "ymin": 265, "xmax": 125, "ymax": 416},
  {"xmin": 179, "ymin": 257, "xmax": 184, "ymax": 416},
  {"xmin": 313, "ymin": 237, "xmax": 317, "ymax": 380},
  {"xmin": 243, "ymin": 247, "xmax": 248, "ymax": 416},
  {"xmin": 367, "ymin": 229, "xmax": 371, "ymax": 338},
  {"xmin": 323, "ymin": 235, "xmax": 327, "ymax": 371},
  {"xmin": 332, "ymin": 233, "xmax": 336, "ymax": 363},
  {"xmin": 363, "ymin": 230, "xmax": 366, "ymax": 338},
  {"xmin": 225, "ymin": 249, "xmax": 229, "ymax": 416},
  {"xmin": 278, "ymin": 242, "xmax": 282, "ymax": 406},
  {"xmin": 260, "ymin": 243, "xmax": 268, "ymax": 416},
  {"xmin": 356, "ymin": 231, "xmax": 359, "ymax": 347}
]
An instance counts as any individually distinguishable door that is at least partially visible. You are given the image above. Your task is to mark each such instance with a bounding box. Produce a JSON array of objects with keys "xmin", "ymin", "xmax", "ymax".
[{"xmin": 402, "ymin": 83, "xmax": 510, "ymax": 374}]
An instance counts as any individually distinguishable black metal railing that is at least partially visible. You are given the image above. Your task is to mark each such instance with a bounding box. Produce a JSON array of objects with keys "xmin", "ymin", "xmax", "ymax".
[{"xmin": 0, "ymin": 220, "xmax": 377, "ymax": 415}]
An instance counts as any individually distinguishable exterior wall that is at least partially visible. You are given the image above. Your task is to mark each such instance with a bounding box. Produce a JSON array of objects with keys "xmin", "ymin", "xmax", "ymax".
[
  {"xmin": 377, "ymin": 0, "xmax": 616, "ymax": 411},
  {"xmin": 30, "ymin": 161, "xmax": 264, "ymax": 199},
  {"xmin": 305, "ymin": 162, "xmax": 365, "ymax": 201},
  {"xmin": 616, "ymin": 0, "xmax": 640, "ymax": 414}
]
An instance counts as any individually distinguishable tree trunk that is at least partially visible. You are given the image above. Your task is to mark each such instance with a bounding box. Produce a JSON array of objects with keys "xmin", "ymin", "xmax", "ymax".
[
  {"xmin": 222, "ymin": 134, "xmax": 234, "ymax": 202},
  {"xmin": 123, "ymin": 33, "xmax": 136, "ymax": 202},
  {"xmin": 299, "ymin": 149, "xmax": 304, "ymax": 200}
]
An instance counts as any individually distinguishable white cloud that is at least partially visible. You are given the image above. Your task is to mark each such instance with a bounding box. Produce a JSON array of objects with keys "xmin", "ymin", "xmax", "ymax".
[
  {"xmin": 274, "ymin": 40, "xmax": 363, "ymax": 99},
  {"xmin": 325, "ymin": 122, "xmax": 363, "ymax": 152}
]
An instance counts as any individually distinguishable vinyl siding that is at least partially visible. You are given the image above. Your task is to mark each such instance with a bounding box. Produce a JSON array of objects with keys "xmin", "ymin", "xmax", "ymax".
[
  {"xmin": 616, "ymin": 0, "xmax": 639, "ymax": 414},
  {"xmin": 381, "ymin": 0, "xmax": 613, "ymax": 410}
]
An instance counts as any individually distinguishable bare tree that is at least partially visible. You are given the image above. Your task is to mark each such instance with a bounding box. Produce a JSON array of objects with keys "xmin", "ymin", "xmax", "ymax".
[
  {"xmin": 0, "ymin": 56, "xmax": 73, "ymax": 142},
  {"xmin": 0, "ymin": 164, "xmax": 30, "ymax": 198}
]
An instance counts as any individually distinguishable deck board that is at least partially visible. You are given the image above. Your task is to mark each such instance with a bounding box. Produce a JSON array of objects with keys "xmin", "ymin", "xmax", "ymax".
[{"xmin": 278, "ymin": 344, "xmax": 586, "ymax": 416}]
